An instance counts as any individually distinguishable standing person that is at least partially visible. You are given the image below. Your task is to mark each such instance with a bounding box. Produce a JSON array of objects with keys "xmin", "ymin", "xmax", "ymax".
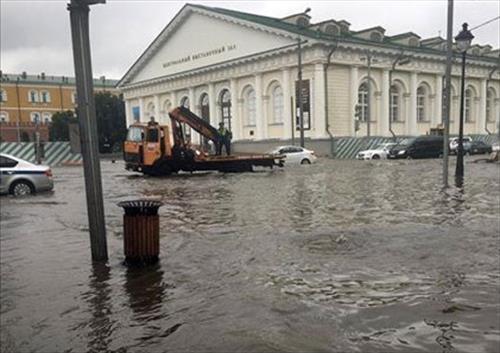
[{"xmin": 218, "ymin": 122, "xmax": 232, "ymax": 156}]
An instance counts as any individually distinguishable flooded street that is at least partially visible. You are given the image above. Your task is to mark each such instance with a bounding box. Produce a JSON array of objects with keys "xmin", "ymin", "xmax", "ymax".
[{"xmin": 1, "ymin": 158, "xmax": 499, "ymax": 353}]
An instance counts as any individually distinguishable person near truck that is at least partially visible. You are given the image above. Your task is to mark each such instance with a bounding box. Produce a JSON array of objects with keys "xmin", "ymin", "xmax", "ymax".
[{"xmin": 217, "ymin": 122, "xmax": 232, "ymax": 156}]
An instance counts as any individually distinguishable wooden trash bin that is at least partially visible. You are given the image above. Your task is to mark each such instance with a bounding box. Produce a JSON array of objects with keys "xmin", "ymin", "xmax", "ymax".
[{"xmin": 117, "ymin": 200, "xmax": 163, "ymax": 265}]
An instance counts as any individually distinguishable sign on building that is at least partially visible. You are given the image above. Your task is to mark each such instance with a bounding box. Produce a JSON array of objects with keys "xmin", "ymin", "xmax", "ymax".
[{"xmin": 295, "ymin": 79, "xmax": 311, "ymax": 130}]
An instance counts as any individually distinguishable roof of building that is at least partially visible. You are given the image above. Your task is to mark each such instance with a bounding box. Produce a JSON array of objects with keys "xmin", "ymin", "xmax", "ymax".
[
  {"xmin": 119, "ymin": 3, "xmax": 499, "ymax": 87},
  {"xmin": 0, "ymin": 72, "xmax": 119, "ymax": 88}
]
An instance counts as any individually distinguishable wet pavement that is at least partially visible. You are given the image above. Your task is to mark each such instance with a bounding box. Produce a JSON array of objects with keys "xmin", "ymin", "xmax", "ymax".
[{"xmin": 1, "ymin": 158, "xmax": 499, "ymax": 353}]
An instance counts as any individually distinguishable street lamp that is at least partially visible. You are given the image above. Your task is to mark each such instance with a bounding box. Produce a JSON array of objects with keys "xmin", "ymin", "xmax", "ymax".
[{"xmin": 454, "ymin": 22, "xmax": 474, "ymax": 181}]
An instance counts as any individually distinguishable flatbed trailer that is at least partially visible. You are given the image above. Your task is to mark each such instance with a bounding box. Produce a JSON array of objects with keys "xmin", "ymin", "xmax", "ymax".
[{"xmin": 124, "ymin": 107, "xmax": 283, "ymax": 175}]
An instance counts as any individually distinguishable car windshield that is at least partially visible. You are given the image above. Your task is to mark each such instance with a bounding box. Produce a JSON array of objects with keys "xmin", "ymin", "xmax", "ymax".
[
  {"xmin": 376, "ymin": 143, "xmax": 395, "ymax": 150},
  {"xmin": 395, "ymin": 138, "xmax": 415, "ymax": 148}
]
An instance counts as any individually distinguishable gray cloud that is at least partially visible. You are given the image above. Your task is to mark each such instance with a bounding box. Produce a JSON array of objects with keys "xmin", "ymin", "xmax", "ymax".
[{"xmin": 1, "ymin": 0, "xmax": 498, "ymax": 79}]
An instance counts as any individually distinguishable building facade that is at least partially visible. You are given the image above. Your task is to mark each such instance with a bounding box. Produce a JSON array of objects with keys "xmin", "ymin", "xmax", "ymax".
[
  {"xmin": 118, "ymin": 4, "xmax": 500, "ymax": 151},
  {"xmin": 0, "ymin": 72, "xmax": 118, "ymax": 142}
]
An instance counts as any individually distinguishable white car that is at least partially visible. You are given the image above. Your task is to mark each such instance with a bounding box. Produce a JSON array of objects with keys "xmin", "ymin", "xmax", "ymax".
[
  {"xmin": 357, "ymin": 142, "xmax": 397, "ymax": 160},
  {"xmin": 269, "ymin": 145, "xmax": 317, "ymax": 165},
  {"xmin": 0, "ymin": 154, "xmax": 53, "ymax": 196},
  {"xmin": 449, "ymin": 136, "xmax": 472, "ymax": 154}
]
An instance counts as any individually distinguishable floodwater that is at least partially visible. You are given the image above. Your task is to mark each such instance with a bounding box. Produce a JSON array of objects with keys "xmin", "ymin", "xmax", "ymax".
[{"xmin": 1, "ymin": 158, "xmax": 499, "ymax": 353}]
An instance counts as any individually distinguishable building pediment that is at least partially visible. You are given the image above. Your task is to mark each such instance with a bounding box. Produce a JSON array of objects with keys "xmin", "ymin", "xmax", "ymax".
[{"xmin": 119, "ymin": 4, "xmax": 297, "ymax": 88}]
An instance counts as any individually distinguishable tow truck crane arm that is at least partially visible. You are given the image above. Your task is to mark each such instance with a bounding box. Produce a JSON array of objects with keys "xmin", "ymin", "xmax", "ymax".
[{"xmin": 168, "ymin": 106, "xmax": 222, "ymax": 146}]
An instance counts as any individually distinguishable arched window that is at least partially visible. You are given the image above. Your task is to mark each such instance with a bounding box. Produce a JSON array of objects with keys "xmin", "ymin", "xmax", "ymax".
[
  {"xmin": 390, "ymin": 85, "xmax": 401, "ymax": 122},
  {"xmin": 42, "ymin": 112, "xmax": 52, "ymax": 123},
  {"xmin": 220, "ymin": 89, "xmax": 231, "ymax": 130},
  {"xmin": 41, "ymin": 91, "xmax": 51, "ymax": 103},
  {"xmin": 0, "ymin": 111, "xmax": 9, "ymax": 122},
  {"xmin": 146, "ymin": 102, "xmax": 155, "ymax": 119},
  {"xmin": 244, "ymin": 87, "xmax": 256, "ymax": 126},
  {"xmin": 416, "ymin": 84, "xmax": 429, "ymax": 122},
  {"xmin": 180, "ymin": 96, "xmax": 189, "ymax": 109},
  {"xmin": 199, "ymin": 93, "xmax": 209, "ymax": 122},
  {"xmin": 486, "ymin": 88, "xmax": 495, "ymax": 122},
  {"xmin": 30, "ymin": 112, "xmax": 41, "ymax": 123},
  {"xmin": 163, "ymin": 99, "xmax": 172, "ymax": 114},
  {"xmin": 325, "ymin": 24, "xmax": 339, "ymax": 36},
  {"xmin": 465, "ymin": 88, "xmax": 474, "ymax": 122},
  {"xmin": 370, "ymin": 32, "xmax": 382, "ymax": 42},
  {"xmin": 271, "ymin": 85, "xmax": 284, "ymax": 124},
  {"xmin": 0, "ymin": 89, "xmax": 7, "ymax": 102},
  {"xmin": 357, "ymin": 82, "xmax": 369, "ymax": 122},
  {"xmin": 179, "ymin": 96, "xmax": 191, "ymax": 138},
  {"xmin": 29, "ymin": 90, "xmax": 39, "ymax": 103}
]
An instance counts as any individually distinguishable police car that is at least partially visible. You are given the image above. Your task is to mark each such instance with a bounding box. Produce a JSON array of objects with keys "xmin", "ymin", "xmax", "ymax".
[{"xmin": 0, "ymin": 154, "xmax": 54, "ymax": 196}]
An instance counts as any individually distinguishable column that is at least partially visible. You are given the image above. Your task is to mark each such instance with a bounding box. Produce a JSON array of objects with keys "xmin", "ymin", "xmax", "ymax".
[
  {"xmin": 282, "ymin": 68, "xmax": 292, "ymax": 140},
  {"xmin": 237, "ymin": 98, "xmax": 244, "ymax": 140},
  {"xmin": 125, "ymin": 100, "xmax": 131, "ymax": 126},
  {"xmin": 478, "ymin": 79, "xmax": 487, "ymax": 134},
  {"xmin": 230, "ymin": 79, "xmax": 238, "ymax": 140},
  {"xmin": 170, "ymin": 91, "xmax": 177, "ymax": 108},
  {"xmin": 380, "ymin": 69, "xmax": 390, "ymax": 136},
  {"xmin": 349, "ymin": 66, "xmax": 359, "ymax": 136},
  {"xmin": 434, "ymin": 75, "xmax": 443, "ymax": 127},
  {"xmin": 154, "ymin": 94, "xmax": 160, "ymax": 123},
  {"xmin": 187, "ymin": 87, "xmax": 199, "ymax": 143},
  {"xmin": 139, "ymin": 97, "xmax": 145, "ymax": 122},
  {"xmin": 314, "ymin": 63, "xmax": 326, "ymax": 138},
  {"xmin": 408, "ymin": 72, "xmax": 418, "ymax": 135},
  {"xmin": 208, "ymin": 83, "xmax": 217, "ymax": 127},
  {"xmin": 255, "ymin": 73, "xmax": 266, "ymax": 140}
]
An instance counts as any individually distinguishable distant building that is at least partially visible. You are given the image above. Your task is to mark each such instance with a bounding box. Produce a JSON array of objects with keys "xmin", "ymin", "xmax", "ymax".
[
  {"xmin": 0, "ymin": 72, "xmax": 118, "ymax": 142},
  {"xmin": 118, "ymin": 3, "xmax": 500, "ymax": 151}
]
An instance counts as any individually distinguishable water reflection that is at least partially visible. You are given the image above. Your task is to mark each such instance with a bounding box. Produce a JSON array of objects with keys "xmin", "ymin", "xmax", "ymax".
[
  {"xmin": 124, "ymin": 264, "xmax": 166, "ymax": 321},
  {"xmin": 85, "ymin": 263, "xmax": 114, "ymax": 353}
]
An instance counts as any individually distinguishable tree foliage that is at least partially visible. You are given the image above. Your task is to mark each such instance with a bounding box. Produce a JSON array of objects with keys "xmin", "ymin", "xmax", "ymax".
[
  {"xmin": 48, "ymin": 92, "xmax": 126, "ymax": 153},
  {"xmin": 49, "ymin": 110, "xmax": 77, "ymax": 141},
  {"xmin": 94, "ymin": 92, "xmax": 127, "ymax": 153}
]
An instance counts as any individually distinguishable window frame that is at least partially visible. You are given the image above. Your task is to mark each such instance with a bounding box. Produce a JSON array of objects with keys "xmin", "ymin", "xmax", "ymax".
[{"xmin": 271, "ymin": 85, "xmax": 284, "ymax": 124}]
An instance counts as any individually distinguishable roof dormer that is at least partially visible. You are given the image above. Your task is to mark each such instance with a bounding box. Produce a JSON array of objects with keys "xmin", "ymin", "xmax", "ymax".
[
  {"xmin": 309, "ymin": 20, "xmax": 341, "ymax": 36},
  {"xmin": 388, "ymin": 32, "xmax": 421, "ymax": 47},
  {"xmin": 421, "ymin": 36, "xmax": 447, "ymax": 51},
  {"xmin": 281, "ymin": 12, "xmax": 311, "ymax": 28},
  {"xmin": 353, "ymin": 26, "xmax": 385, "ymax": 42}
]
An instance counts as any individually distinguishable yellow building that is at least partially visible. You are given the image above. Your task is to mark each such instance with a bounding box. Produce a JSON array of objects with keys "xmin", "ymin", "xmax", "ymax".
[{"xmin": 0, "ymin": 71, "xmax": 118, "ymax": 142}]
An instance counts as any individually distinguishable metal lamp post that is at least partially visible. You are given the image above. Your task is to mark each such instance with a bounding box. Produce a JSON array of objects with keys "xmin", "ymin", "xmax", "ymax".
[
  {"xmin": 68, "ymin": 0, "xmax": 108, "ymax": 261},
  {"xmin": 454, "ymin": 23, "xmax": 474, "ymax": 181}
]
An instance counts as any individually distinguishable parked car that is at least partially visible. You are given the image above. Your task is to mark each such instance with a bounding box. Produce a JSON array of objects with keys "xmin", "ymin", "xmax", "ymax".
[
  {"xmin": 357, "ymin": 142, "xmax": 397, "ymax": 160},
  {"xmin": 388, "ymin": 136, "xmax": 443, "ymax": 159},
  {"xmin": 0, "ymin": 154, "xmax": 53, "ymax": 196},
  {"xmin": 449, "ymin": 136, "xmax": 472, "ymax": 154},
  {"xmin": 468, "ymin": 140, "xmax": 492, "ymax": 155},
  {"xmin": 268, "ymin": 146, "xmax": 317, "ymax": 165}
]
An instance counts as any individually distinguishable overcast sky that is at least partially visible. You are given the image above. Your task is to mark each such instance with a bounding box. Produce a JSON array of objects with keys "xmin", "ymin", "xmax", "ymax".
[{"xmin": 1, "ymin": 0, "xmax": 499, "ymax": 80}]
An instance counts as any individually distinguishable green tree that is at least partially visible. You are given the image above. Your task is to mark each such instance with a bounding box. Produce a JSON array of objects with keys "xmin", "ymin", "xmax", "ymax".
[
  {"xmin": 94, "ymin": 92, "xmax": 126, "ymax": 153},
  {"xmin": 49, "ymin": 110, "xmax": 77, "ymax": 141}
]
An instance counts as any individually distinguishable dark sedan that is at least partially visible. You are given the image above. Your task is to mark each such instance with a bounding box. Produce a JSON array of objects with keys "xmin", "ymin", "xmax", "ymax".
[{"xmin": 468, "ymin": 140, "xmax": 492, "ymax": 155}]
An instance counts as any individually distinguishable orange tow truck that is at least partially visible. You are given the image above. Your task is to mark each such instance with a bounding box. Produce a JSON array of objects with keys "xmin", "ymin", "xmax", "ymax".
[{"xmin": 123, "ymin": 107, "xmax": 284, "ymax": 176}]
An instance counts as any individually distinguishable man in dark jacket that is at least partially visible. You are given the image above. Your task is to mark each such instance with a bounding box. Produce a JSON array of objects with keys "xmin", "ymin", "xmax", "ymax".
[{"xmin": 217, "ymin": 122, "xmax": 232, "ymax": 156}]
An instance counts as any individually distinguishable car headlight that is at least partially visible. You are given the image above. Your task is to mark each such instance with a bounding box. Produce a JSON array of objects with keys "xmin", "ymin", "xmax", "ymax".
[{"xmin": 398, "ymin": 150, "xmax": 406, "ymax": 155}]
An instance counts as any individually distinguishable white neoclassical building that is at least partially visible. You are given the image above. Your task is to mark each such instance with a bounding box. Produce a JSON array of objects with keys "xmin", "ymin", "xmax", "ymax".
[{"xmin": 118, "ymin": 4, "xmax": 500, "ymax": 152}]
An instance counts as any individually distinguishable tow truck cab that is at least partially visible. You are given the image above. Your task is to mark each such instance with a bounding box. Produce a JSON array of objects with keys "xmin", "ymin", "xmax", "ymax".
[{"xmin": 123, "ymin": 123, "xmax": 172, "ymax": 172}]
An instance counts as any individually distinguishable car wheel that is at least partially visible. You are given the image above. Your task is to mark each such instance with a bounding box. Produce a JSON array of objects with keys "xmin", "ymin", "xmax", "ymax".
[
  {"xmin": 10, "ymin": 180, "xmax": 34, "ymax": 196},
  {"xmin": 301, "ymin": 159, "xmax": 311, "ymax": 165},
  {"xmin": 372, "ymin": 154, "xmax": 380, "ymax": 160}
]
